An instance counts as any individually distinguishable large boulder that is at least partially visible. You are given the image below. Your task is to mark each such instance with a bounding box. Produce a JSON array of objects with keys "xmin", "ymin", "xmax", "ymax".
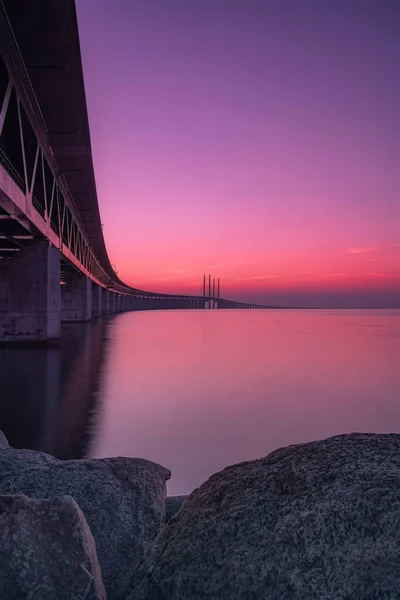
[
  {"xmin": 0, "ymin": 430, "xmax": 58, "ymax": 472},
  {"xmin": 131, "ymin": 433, "xmax": 400, "ymax": 599},
  {"xmin": 0, "ymin": 447, "xmax": 59, "ymax": 472},
  {"xmin": 0, "ymin": 456, "xmax": 170, "ymax": 600},
  {"xmin": 0, "ymin": 494, "xmax": 105, "ymax": 599}
]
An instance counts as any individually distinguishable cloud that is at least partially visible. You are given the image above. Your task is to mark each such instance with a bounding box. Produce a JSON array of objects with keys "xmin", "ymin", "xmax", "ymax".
[
  {"xmin": 236, "ymin": 260, "xmax": 248, "ymax": 264},
  {"xmin": 182, "ymin": 282, "xmax": 204, "ymax": 287},
  {"xmin": 321, "ymin": 272, "xmax": 387, "ymax": 278},
  {"xmin": 204, "ymin": 264, "xmax": 225, "ymax": 269},
  {"xmin": 320, "ymin": 273, "xmax": 354, "ymax": 278},
  {"xmin": 236, "ymin": 275, "xmax": 279, "ymax": 280},
  {"xmin": 347, "ymin": 246, "xmax": 380, "ymax": 254},
  {"xmin": 346, "ymin": 244, "xmax": 400, "ymax": 255}
]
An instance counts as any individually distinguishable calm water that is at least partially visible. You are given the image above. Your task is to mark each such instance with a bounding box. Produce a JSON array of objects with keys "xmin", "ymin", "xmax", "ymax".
[{"xmin": 0, "ymin": 309, "xmax": 399, "ymax": 494}]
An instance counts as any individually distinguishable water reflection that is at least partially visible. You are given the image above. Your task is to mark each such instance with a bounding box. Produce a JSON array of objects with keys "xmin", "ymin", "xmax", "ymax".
[
  {"xmin": 91, "ymin": 309, "xmax": 400, "ymax": 495},
  {"xmin": 0, "ymin": 310, "xmax": 399, "ymax": 495},
  {"xmin": 0, "ymin": 318, "xmax": 112, "ymax": 459}
]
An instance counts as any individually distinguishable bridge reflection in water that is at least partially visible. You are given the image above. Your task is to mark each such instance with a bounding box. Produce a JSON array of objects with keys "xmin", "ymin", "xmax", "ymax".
[{"xmin": 0, "ymin": 318, "xmax": 111, "ymax": 459}]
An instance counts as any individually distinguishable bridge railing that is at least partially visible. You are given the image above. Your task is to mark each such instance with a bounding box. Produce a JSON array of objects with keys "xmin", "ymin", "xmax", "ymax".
[{"xmin": 0, "ymin": 14, "xmax": 132, "ymax": 293}]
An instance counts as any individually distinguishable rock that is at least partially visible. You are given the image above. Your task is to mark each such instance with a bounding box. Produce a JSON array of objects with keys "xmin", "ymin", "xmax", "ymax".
[
  {"xmin": 0, "ymin": 456, "xmax": 170, "ymax": 600},
  {"xmin": 0, "ymin": 431, "xmax": 58, "ymax": 472},
  {"xmin": 0, "ymin": 430, "xmax": 8, "ymax": 449},
  {"xmin": 0, "ymin": 494, "xmax": 105, "ymax": 599},
  {"xmin": 131, "ymin": 433, "xmax": 400, "ymax": 600},
  {"xmin": 166, "ymin": 495, "xmax": 188, "ymax": 522},
  {"xmin": 0, "ymin": 448, "xmax": 59, "ymax": 473}
]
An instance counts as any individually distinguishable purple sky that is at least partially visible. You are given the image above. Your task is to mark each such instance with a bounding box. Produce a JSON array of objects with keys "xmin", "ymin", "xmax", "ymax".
[{"xmin": 76, "ymin": 0, "xmax": 400, "ymax": 307}]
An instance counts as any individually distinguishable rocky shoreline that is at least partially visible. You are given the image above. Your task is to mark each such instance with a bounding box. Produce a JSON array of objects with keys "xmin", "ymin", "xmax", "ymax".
[{"xmin": 1, "ymin": 431, "xmax": 400, "ymax": 598}]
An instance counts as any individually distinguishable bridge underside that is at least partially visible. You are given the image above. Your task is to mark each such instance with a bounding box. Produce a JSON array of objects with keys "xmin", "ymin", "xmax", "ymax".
[
  {"xmin": 0, "ymin": 0, "xmax": 269, "ymax": 343},
  {"xmin": 1, "ymin": 0, "xmax": 118, "ymax": 282}
]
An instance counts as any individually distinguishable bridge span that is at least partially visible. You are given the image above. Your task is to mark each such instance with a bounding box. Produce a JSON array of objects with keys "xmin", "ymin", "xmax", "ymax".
[{"xmin": 0, "ymin": 1, "xmax": 268, "ymax": 343}]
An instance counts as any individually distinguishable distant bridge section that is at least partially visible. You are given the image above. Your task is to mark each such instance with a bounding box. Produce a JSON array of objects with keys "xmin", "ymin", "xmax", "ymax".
[{"xmin": 0, "ymin": 0, "xmax": 269, "ymax": 344}]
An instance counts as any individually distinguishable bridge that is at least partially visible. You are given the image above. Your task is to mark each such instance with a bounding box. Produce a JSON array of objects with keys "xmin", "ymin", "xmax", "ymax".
[{"xmin": 0, "ymin": 0, "xmax": 268, "ymax": 343}]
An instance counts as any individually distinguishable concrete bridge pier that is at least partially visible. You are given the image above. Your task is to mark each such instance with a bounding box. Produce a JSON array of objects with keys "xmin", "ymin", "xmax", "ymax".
[
  {"xmin": 110, "ymin": 292, "xmax": 115, "ymax": 312},
  {"xmin": 102, "ymin": 290, "xmax": 109, "ymax": 314},
  {"xmin": 61, "ymin": 276, "xmax": 92, "ymax": 322},
  {"xmin": 0, "ymin": 242, "xmax": 61, "ymax": 343},
  {"xmin": 92, "ymin": 284, "xmax": 103, "ymax": 317},
  {"xmin": 107, "ymin": 292, "xmax": 113, "ymax": 313}
]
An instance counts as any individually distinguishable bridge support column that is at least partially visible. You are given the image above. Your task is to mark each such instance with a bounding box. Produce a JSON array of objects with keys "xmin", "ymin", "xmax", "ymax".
[
  {"xmin": 92, "ymin": 284, "xmax": 103, "ymax": 317},
  {"xmin": 102, "ymin": 290, "xmax": 109, "ymax": 314},
  {"xmin": 0, "ymin": 242, "xmax": 60, "ymax": 343},
  {"xmin": 108, "ymin": 291, "xmax": 114, "ymax": 313},
  {"xmin": 61, "ymin": 276, "xmax": 92, "ymax": 322}
]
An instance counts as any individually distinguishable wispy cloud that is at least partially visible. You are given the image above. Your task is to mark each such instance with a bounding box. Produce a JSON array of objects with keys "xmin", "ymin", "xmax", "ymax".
[
  {"xmin": 236, "ymin": 260, "xmax": 248, "ymax": 264},
  {"xmin": 347, "ymin": 246, "xmax": 380, "ymax": 254},
  {"xmin": 154, "ymin": 271, "xmax": 200, "ymax": 280},
  {"xmin": 236, "ymin": 275, "xmax": 279, "ymax": 280},
  {"xmin": 321, "ymin": 272, "xmax": 387, "ymax": 278},
  {"xmin": 321, "ymin": 273, "xmax": 354, "ymax": 278},
  {"xmin": 347, "ymin": 244, "xmax": 400, "ymax": 255},
  {"xmin": 204, "ymin": 264, "xmax": 225, "ymax": 269},
  {"xmin": 182, "ymin": 282, "xmax": 204, "ymax": 288}
]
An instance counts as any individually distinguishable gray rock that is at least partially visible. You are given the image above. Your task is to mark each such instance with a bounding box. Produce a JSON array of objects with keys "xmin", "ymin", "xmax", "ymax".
[
  {"xmin": 131, "ymin": 433, "xmax": 400, "ymax": 600},
  {"xmin": 0, "ymin": 430, "xmax": 8, "ymax": 449},
  {"xmin": 0, "ymin": 493, "xmax": 105, "ymax": 599},
  {"xmin": 0, "ymin": 456, "xmax": 170, "ymax": 600},
  {"xmin": 166, "ymin": 495, "xmax": 188, "ymax": 522},
  {"xmin": 0, "ymin": 447, "xmax": 59, "ymax": 473}
]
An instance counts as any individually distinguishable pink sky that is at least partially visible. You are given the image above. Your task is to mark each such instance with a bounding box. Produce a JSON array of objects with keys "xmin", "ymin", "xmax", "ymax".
[{"xmin": 76, "ymin": 0, "xmax": 400, "ymax": 307}]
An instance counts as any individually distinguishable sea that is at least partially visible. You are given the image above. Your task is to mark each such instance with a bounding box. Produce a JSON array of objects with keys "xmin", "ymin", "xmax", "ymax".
[{"xmin": 0, "ymin": 308, "xmax": 399, "ymax": 495}]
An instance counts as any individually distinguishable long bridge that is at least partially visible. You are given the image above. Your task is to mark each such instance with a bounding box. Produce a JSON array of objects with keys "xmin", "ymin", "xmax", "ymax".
[{"xmin": 0, "ymin": 0, "xmax": 267, "ymax": 344}]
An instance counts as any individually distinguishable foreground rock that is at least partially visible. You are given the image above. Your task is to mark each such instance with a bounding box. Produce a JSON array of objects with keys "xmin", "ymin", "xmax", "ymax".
[
  {"xmin": 0, "ymin": 448, "xmax": 59, "ymax": 472},
  {"xmin": 131, "ymin": 433, "xmax": 400, "ymax": 599},
  {"xmin": 0, "ymin": 456, "xmax": 170, "ymax": 600},
  {"xmin": 0, "ymin": 494, "xmax": 105, "ymax": 599},
  {"xmin": 0, "ymin": 430, "xmax": 59, "ymax": 472},
  {"xmin": 166, "ymin": 495, "xmax": 188, "ymax": 522}
]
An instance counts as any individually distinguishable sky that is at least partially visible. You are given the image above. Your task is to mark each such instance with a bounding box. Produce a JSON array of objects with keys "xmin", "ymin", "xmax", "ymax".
[{"xmin": 76, "ymin": 0, "xmax": 400, "ymax": 307}]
